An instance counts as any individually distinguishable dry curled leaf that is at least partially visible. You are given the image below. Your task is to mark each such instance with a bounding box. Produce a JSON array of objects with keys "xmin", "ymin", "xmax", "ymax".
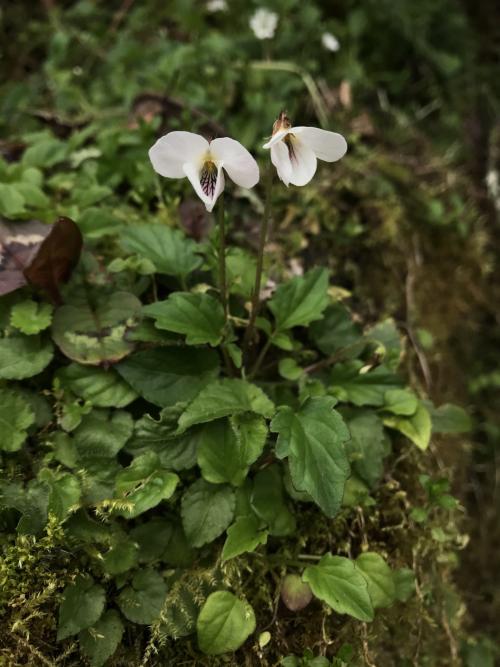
[{"xmin": 0, "ymin": 216, "xmax": 82, "ymax": 303}]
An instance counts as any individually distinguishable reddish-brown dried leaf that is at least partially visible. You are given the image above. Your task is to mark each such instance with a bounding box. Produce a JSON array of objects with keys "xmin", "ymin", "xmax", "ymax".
[
  {"xmin": 0, "ymin": 219, "xmax": 50, "ymax": 295},
  {"xmin": 24, "ymin": 217, "xmax": 83, "ymax": 304},
  {"xmin": 0, "ymin": 217, "xmax": 82, "ymax": 303}
]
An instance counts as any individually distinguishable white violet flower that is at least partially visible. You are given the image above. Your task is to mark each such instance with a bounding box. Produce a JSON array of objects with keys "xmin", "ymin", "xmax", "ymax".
[
  {"xmin": 263, "ymin": 112, "xmax": 347, "ymax": 187},
  {"xmin": 149, "ymin": 131, "xmax": 260, "ymax": 212},
  {"xmin": 322, "ymin": 32, "xmax": 340, "ymax": 52},
  {"xmin": 250, "ymin": 8, "xmax": 278, "ymax": 40},
  {"xmin": 206, "ymin": 0, "xmax": 227, "ymax": 12}
]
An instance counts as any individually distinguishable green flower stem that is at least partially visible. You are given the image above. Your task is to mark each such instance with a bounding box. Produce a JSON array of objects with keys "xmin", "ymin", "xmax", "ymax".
[
  {"xmin": 216, "ymin": 195, "xmax": 234, "ymax": 377},
  {"xmin": 248, "ymin": 337, "xmax": 272, "ymax": 380},
  {"xmin": 217, "ymin": 193, "xmax": 228, "ymax": 322},
  {"xmin": 243, "ymin": 164, "xmax": 273, "ymax": 363}
]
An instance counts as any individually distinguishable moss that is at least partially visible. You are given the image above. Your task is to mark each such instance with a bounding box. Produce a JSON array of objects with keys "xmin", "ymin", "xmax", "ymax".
[
  {"xmin": 126, "ymin": 446, "xmax": 465, "ymax": 667},
  {"xmin": 0, "ymin": 515, "xmax": 78, "ymax": 666}
]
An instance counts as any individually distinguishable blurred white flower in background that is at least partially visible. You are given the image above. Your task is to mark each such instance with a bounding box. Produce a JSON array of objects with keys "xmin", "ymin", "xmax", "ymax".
[
  {"xmin": 206, "ymin": 0, "xmax": 227, "ymax": 12},
  {"xmin": 321, "ymin": 32, "xmax": 340, "ymax": 52},
  {"xmin": 250, "ymin": 8, "xmax": 278, "ymax": 40}
]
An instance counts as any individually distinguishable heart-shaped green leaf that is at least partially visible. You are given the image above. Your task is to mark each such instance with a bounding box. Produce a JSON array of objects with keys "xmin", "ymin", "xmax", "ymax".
[
  {"xmin": 271, "ymin": 397, "xmax": 350, "ymax": 517},
  {"xmin": 52, "ymin": 291, "xmax": 141, "ymax": 365},
  {"xmin": 181, "ymin": 479, "xmax": 235, "ymax": 547},
  {"xmin": 143, "ymin": 292, "xmax": 225, "ymax": 346},
  {"xmin": 302, "ymin": 554, "xmax": 374, "ymax": 622},
  {"xmin": 269, "ymin": 267, "xmax": 329, "ymax": 331},
  {"xmin": 178, "ymin": 379, "xmax": 274, "ymax": 432},
  {"xmin": 57, "ymin": 576, "xmax": 105, "ymax": 640},
  {"xmin": 197, "ymin": 591, "xmax": 256, "ymax": 655}
]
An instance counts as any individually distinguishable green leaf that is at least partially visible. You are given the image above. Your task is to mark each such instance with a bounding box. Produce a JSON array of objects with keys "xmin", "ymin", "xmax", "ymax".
[
  {"xmin": 302, "ymin": 554, "xmax": 374, "ymax": 622},
  {"xmin": 384, "ymin": 401, "xmax": 432, "ymax": 450},
  {"xmin": 221, "ymin": 515, "xmax": 268, "ymax": 562},
  {"xmin": 329, "ymin": 361, "xmax": 401, "ymax": 407},
  {"xmin": 161, "ymin": 570, "xmax": 220, "ymax": 638},
  {"xmin": 0, "ymin": 183, "xmax": 26, "ymax": 216},
  {"xmin": 101, "ymin": 540, "xmax": 139, "ymax": 575},
  {"xmin": 108, "ymin": 255, "xmax": 156, "ymax": 275},
  {"xmin": 271, "ymin": 397, "xmax": 350, "ymax": 517},
  {"xmin": 127, "ymin": 407, "xmax": 199, "ymax": 471},
  {"xmin": 178, "ymin": 379, "xmax": 275, "ymax": 432},
  {"xmin": 58, "ymin": 399, "xmax": 92, "ymax": 435},
  {"xmin": 341, "ymin": 475, "xmax": 372, "ymax": 508},
  {"xmin": 225, "ymin": 342, "xmax": 242, "ymax": 368},
  {"xmin": 143, "ymin": 292, "xmax": 225, "ymax": 346},
  {"xmin": 181, "ymin": 479, "xmax": 235, "ymax": 548},
  {"xmin": 197, "ymin": 591, "xmax": 256, "ymax": 655},
  {"xmin": 115, "ymin": 452, "xmax": 179, "ymax": 518},
  {"xmin": 344, "ymin": 410, "xmax": 389, "ymax": 488},
  {"xmin": 79, "ymin": 461, "xmax": 121, "ymax": 505},
  {"xmin": 72, "ymin": 184, "xmax": 112, "ymax": 208},
  {"xmin": 226, "ymin": 248, "xmax": 258, "ymax": 297},
  {"xmin": 22, "ymin": 136, "xmax": 67, "ymax": 168},
  {"xmin": 269, "ymin": 267, "xmax": 329, "ymax": 331},
  {"xmin": 1, "ymin": 480, "xmax": 49, "ymax": 535},
  {"xmin": 365, "ymin": 318, "xmax": 401, "ymax": 371},
  {"xmin": 73, "ymin": 410, "xmax": 133, "ymax": 460},
  {"xmin": 0, "ymin": 388, "xmax": 35, "ymax": 452},
  {"xmin": 127, "ymin": 319, "xmax": 180, "ymax": 344},
  {"xmin": 428, "ymin": 403, "xmax": 472, "ymax": 434},
  {"xmin": 116, "ymin": 347, "xmax": 219, "ymax": 408},
  {"xmin": 127, "ymin": 408, "xmax": 193, "ymax": 466},
  {"xmin": 79, "ymin": 610, "xmax": 124, "ymax": 667},
  {"xmin": 46, "ymin": 472, "xmax": 81, "ymax": 521},
  {"xmin": 15, "ymin": 182, "xmax": 49, "ymax": 208},
  {"xmin": 197, "ymin": 415, "xmax": 267, "ymax": 486},
  {"xmin": 52, "ymin": 291, "xmax": 141, "ymax": 365},
  {"xmin": 393, "ymin": 568, "xmax": 416, "ymax": 602},
  {"xmin": 10, "ymin": 300, "xmax": 53, "ymax": 335},
  {"xmin": 356, "ymin": 552, "xmax": 396, "ymax": 609},
  {"xmin": 65, "ymin": 511, "xmax": 110, "ymax": 544},
  {"xmin": 57, "ymin": 363, "xmax": 137, "ymax": 408},
  {"xmin": 162, "ymin": 523, "xmax": 196, "ymax": 567},
  {"xmin": 120, "ymin": 223, "xmax": 202, "ymax": 279},
  {"xmin": 310, "ymin": 302, "xmax": 364, "ymax": 356},
  {"xmin": 463, "ymin": 639, "xmax": 498, "ymax": 667},
  {"xmin": 57, "ymin": 576, "xmax": 106, "ymax": 640},
  {"xmin": 130, "ymin": 518, "xmax": 174, "ymax": 563},
  {"xmin": 117, "ymin": 568, "xmax": 167, "ymax": 624},
  {"xmin": 278, "ymin": 358, "xmax": 303, "ymax": 381},
  {"xmin": 78, "ymin": 207, "xmax": 122, "ymax": 239},
  {"xmin": 0, "ymin": 335, "xmax": 53, "ymax": 379},
  {"xmin": 271, "ymin": 331, "xmax": 294, "ymax": 351},
  {"xmin": 250, "ymin": 465, "xmax": 296, "ymax": 536},
  {"xmin": 17, "ymin": 389, "xmax": 51, "ymax": 429},
  {"xmin": 383, "ymin": 389, "xmax": 418, "ymax": 416}
]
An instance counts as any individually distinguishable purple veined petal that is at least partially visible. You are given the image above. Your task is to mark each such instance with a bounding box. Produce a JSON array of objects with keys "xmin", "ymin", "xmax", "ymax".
[{"xmin": 183, "ymin": 161, "xmax": 225, "ymax": 212}]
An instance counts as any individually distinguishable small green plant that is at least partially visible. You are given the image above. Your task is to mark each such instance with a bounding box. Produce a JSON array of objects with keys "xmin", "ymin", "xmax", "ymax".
[{"xmin": 0, "ymin": 108, "xmax": 472, "ymax": 665}]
